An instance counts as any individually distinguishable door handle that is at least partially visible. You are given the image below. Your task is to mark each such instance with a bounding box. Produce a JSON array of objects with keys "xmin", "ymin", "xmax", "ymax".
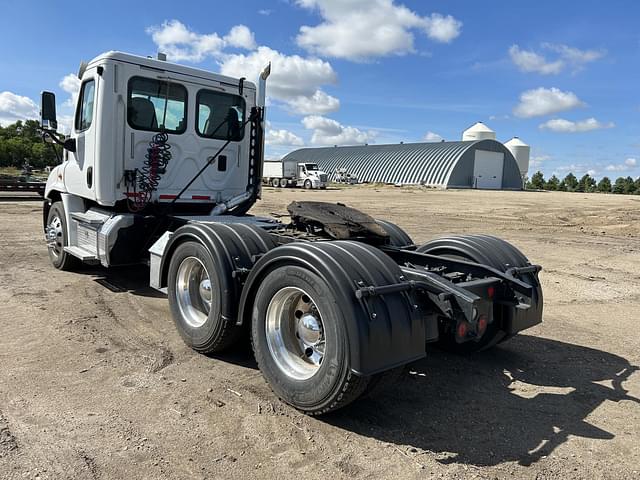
[{"xmin": 86, "ymin": 166, "xmax": 93, "ymax": 188}]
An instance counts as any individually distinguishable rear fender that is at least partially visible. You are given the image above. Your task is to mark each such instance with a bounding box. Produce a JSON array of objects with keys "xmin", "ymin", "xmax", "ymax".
[
  {"xmin": 159, "ymin": 222, "xmax": 276, "ymax": 322},
  {"xmin": 238, "ymin": 240, "xmax": 426, "ymax": 376}
]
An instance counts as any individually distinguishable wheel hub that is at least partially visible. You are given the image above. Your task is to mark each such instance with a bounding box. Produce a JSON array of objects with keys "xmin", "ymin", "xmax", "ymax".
[
  {"xmin": 199, "ymin": 278, "xmax": 212, "ymax": 306},
  {"xmin": 297, "ymin": 313, "xmax": 322, "ymax": 345},
  {"xmin": 175, "ymin": 257, "xmax": 212, "ymax": 328},
  {"xmin": 46, "ymin": 215, "xmax": 64, "ymax": 258},
  {"xmin": 265, "ymin": 287, "xmax": 326, "ymax": 380}
]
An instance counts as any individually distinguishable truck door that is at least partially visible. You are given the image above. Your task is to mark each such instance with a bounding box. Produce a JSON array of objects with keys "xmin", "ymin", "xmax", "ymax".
[
  {"xmin": 64, "ymin": 73, "xmax": 98, "ymax": 200},
  {"xmin": 297, "ymin": 164, "xmax": 306, "ymax": 186}
]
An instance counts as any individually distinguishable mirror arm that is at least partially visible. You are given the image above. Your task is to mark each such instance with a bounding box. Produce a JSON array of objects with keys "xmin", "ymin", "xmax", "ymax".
[{"xmin": 42, "ymin": 130, "xmax": 76, "ymax": 152}]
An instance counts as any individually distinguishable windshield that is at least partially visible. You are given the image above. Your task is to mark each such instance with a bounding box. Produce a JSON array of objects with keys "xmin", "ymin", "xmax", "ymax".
[{"xmin": 305, "ymin": 163, "xmax": 320, "ymax": 171}]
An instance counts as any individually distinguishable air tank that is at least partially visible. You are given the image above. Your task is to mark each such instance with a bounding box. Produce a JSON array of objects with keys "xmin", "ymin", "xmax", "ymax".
[
  {"xmin": 462, "ymin": 122, "xmax": 496, "ymax": 141},
  {"xmin": 504, "ymin": 136, "xmax": 530, "ymax": 179}
]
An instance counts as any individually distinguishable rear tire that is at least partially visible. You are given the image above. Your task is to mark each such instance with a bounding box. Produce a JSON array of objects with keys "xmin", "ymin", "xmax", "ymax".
[
  {"xmin": 45, "ymin": 201, "xmax": 79, "ymax": 271},
  {"xmin": 279, "ymin": 178, "xmax": 288, "ymax": 188},
  {"xmin": 271, "ymin": 178, "xmax": 280, "ymax": 188},
  {"xmin": 251, "ymin": 265, "xmax": 369, "ymax": 415},
  {"xmin": 167, "ymin": 241, "xmax": 243, "ymax": 353},
  {"xmin": 418, "ymin": 234, "xmax": 542, "ymax": 353}
]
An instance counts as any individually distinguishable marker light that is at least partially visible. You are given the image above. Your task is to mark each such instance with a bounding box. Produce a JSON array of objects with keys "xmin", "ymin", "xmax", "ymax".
[{"xmin": 477, "ymin": 314, "xmax": 488, "ymax": 335}]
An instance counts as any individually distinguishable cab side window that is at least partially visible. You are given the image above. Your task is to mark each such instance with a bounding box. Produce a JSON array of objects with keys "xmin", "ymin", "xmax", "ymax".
[
  {"xmin": 127, "ymin": 77, "xmax": 187, "ymax": 134},
  {"xmin": 75, "ymin": 79, "xmax": 95, "ymax": 132},
  {"xmin": 196, "ymin": 90, "xmax": 245, "ymax": 141}
]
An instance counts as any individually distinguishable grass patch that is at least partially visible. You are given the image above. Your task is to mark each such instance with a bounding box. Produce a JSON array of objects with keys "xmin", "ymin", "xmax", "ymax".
[{"xmin": 0, "ymin": 167, "xmax": 22, "ymax": 177}]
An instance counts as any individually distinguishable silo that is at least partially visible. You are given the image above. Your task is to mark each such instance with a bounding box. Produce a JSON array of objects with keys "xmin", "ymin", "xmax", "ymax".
[
  {"xmin": 504, "ymin": 137, "xmax": 530, "ymax": 180},
  {"xmin": 462, "ymin": 122, "xmax": 496, "ymax": 141}
]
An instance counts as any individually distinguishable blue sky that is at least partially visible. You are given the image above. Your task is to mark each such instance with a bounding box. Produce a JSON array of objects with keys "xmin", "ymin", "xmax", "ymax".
[{"xmin": 1, "ymin": 0, "xmax": 638, "ymax": 179}]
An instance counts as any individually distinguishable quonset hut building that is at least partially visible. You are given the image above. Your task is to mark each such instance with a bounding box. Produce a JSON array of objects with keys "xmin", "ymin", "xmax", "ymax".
[{"xmin": 281, "ymin": 123, "xmax": 529, "ymax": 190}]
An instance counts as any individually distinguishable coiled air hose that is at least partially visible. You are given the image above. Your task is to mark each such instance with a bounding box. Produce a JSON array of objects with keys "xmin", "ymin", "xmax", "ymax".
[{"xmin": 129, "ymin": 132, "xmax": 171, "ymax": 211}]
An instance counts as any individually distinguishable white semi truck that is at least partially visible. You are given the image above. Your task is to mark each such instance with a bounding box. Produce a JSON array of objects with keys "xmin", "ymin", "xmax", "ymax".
[
  {"xmin": 263, "ymin": 159, "xmax": 328, "ymax": 189},
  {"xmin": 40, "ymin": 51, "xmax": 543, "ymax": 415}
]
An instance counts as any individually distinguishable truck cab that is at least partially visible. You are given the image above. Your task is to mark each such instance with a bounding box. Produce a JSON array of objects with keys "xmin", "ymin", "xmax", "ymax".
[
  {"xmin": 44, "ymin": 51, "xmax": 263, "ymax": 212},
  {"xmin": 296, "ymin": 162, "xmax": 327, "ymax": 189},
  {"xmin": 40, "ymin": 51, "xmax": 268, "ymax": 268}
]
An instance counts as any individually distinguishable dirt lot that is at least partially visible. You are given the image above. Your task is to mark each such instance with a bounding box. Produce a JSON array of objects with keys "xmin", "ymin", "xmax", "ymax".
[{"xmin": 1, "ymin": 186, "xmax": 639, "ymax": 480}]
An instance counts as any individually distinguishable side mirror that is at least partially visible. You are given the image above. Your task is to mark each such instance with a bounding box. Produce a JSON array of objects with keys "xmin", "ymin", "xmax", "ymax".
[{"xmin": 40, "ymin": 91, "xmax": 58, "ymax": 131}]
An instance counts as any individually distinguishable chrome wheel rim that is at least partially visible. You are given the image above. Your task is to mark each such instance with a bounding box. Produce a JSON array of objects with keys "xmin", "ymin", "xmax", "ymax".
[
  {"xmin": 265, "ymin": 287, "xmax": 325, "ymax": 380},
  {"xmin": 175, "ymin": 256, "xmax": 212, "ymax": 328},
  {"xmin": 46, "ymin": 215, "xmax": 64, "ymax": 259}
]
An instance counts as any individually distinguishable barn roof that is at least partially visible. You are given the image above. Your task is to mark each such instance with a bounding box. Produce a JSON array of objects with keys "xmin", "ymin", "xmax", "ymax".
[{"xmin": 281, "ymin": 140, "xmax": 515, "ymax": 187}]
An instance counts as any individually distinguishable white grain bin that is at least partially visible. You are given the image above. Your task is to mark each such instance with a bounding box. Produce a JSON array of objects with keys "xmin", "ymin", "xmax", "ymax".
[
  {"xmin": 462, "ymin": 122, "xmax": 496, "ymax": 141},
  {"xmin": 504, "ymin": 136, "xmax": 530, "ymax": 179}
]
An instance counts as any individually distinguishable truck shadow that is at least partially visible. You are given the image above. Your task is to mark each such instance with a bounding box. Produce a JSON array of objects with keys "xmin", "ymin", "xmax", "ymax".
[
  {"xmin": 77, "ymin": 264, "xmax": 166, "ymax": 298},
  {"xmin": 326, "ymin": 335, "xmax": 639, "ymax": 467},
  {"xmin": 82, "ymin": 265, "xmax": 639, "ymax": 466}
]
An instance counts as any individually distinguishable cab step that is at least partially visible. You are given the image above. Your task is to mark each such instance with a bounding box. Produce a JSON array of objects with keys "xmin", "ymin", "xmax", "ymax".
[{"xmin": 63, "ymin": 245, "xmax": 99, "ymax": 262}]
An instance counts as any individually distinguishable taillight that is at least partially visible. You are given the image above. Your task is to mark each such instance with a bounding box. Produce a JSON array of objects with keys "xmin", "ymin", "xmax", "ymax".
[
  {"xmin": 456, "ymin": 321, "xmax": 469, "ymax": 339},
  {"xmin": 487, "ymin": 286, "xmax": 495, "ymax": 299},
  {"xmin": 477, "ymin": 314, "xmax": 488, "ymax": 335}
]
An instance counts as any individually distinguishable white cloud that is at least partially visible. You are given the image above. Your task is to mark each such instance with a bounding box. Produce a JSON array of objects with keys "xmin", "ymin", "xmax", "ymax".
[
  {"xmin": 554, "ymin": 163, "xmax": 597, "ymax": 176},
  {"xmin": 0, "ymin": 91, "xmax": 39, "ymax": 126},
  {"xmin": 220, "ymin": 46, "xmax": 338, "ymax": 113},
  {"xmin": 286, "ymin": 90, "xmax": 340, "ymax": 115},
  {"xmin": 57, "ymin": 114, "xmax": 74, "ymax": 134},
  {"xmin": 423, "ymin": 13, "xmax": 462, "ymax": 43},
  {"xmin": 542, "ymin": 43, "xmax": 605, "ymax": 71},
  {"xmin": 423, "ymin": 131, "xmax": 443, "ymax": 142},
  {"xmin": 295, "ymin": 0, "xmax": 461, "ymax": 61},
  {"xmin": 513, "ymin": 87, "xmax": 585, "ymax": 118},
  {"xmin": 606, "ymin": 158, "xmax": 637, "ymax": 172},
  {"xmin": 258, "ymin": 9, "xmax": 272, "ymax": 16},
  {"xmin": 539, "ymin": 117, "xmax": 614, "ymax": 133},
  {"xmin": 60, "ymin": 73, "xmax": 81, "ymax": 107},
  {"xmin": 530, "ymin": 154, "xmax": 551, "ymax": 168},
  {"xmin": 146, "ymin": 20, "xmax": 255, "ymax": 62},
  {"xmin": 147, "ymin": 20, "xmax": 225, "ymax": 61},
  {"xmin": 265, "ymin": 121, "xmax": 305, "ymax": 146},
  {"xmin": 302, "ymin": 115, "xmax": 375, "ymax": 145},
  {"xmin": 509, "ymin": 43, "xmax": 605, "ymax": 75},
  {"xmin": 146, "ymin": 21, "xmax": 340, "ymax": 115},
  {"xmin": 224, "ymin": 25, "xmax": 256, "ymax": 50},
  {"xmin": 509, "ymin": 45, "xmax": 564, "ymax": 75}
]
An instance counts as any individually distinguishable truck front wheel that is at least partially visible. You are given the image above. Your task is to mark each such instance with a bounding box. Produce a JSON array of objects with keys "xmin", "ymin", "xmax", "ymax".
[
  {"xmin": 45, "ymin": 201, "xmax": 79, "ymax": 271},
  {"xmin": 304, "ymin": 179, "xmax": 312, "ymax": 189},
  {"xmin": 251, "ymin": 265, "xmax": 369, "ymax": 415},
  {"xmin": 167, "ymin": 241, "xmax": 242, "ymax": 353}
]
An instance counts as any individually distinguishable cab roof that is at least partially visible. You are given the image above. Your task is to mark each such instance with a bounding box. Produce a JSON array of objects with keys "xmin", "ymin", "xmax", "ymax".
[{"xmin": 87, "ymin": 51, "xmax": 256, "ymax": 90}]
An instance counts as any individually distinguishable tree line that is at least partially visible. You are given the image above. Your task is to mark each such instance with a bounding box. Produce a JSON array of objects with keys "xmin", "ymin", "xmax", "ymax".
[
  {"xmin": 0, "ymin": 120, "xmax": 61, "ymax": 170},
  {"xmin": 526, "ymin": 170, "xmax": 640, "ymax": 195},
  {"xmin": 2, "ymin": 119, "xmax": 639, "ymax": 194}
]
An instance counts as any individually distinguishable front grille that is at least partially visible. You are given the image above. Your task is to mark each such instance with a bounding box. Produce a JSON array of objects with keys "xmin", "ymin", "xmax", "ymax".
[{"xmin": 319, "ymin": 174, "xmax": 328, "ymax": 182}]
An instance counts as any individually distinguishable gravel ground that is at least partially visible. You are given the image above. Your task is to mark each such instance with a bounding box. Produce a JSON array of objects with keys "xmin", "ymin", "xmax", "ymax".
[{"xmin": 0, "ymin": 186, "xmax": 639, "ymax": 480}]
